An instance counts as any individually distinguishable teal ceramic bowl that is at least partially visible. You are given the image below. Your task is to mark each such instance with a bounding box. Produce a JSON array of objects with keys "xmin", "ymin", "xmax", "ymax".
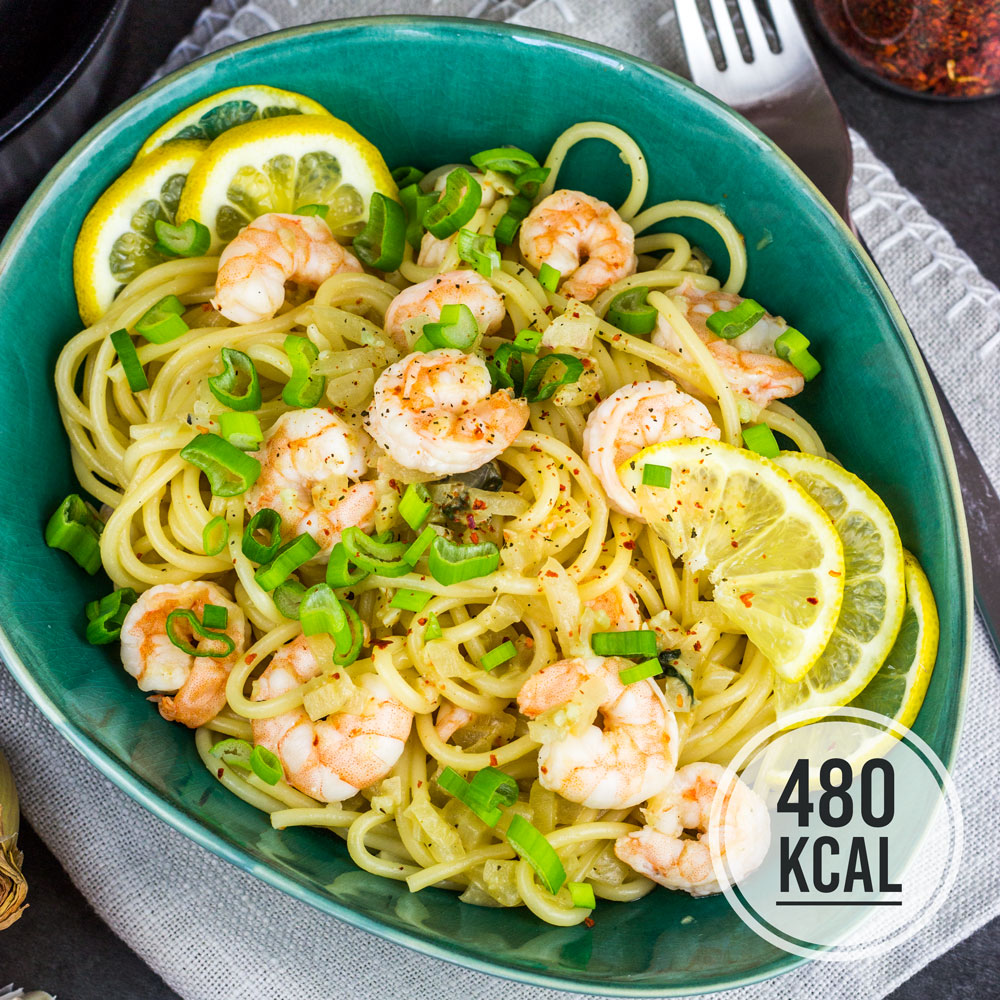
[{"xmin": 0, "ymin": 16, "xmax": 970, "ymax": 995}]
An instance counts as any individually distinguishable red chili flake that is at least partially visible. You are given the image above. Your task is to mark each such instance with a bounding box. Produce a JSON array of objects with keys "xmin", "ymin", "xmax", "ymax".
[
  {"xmin": 739, "ymin": 592, "xmax": 754, "ymax": 608},
  {"xmin": 731, "ymin": 540, "xmax": 739, "ymax": 548},
  {"xmin": 245, "ymin": 653, "xmax": 257, "ymax": 665},
  {"xmin": 417, "ymin": 617, "xmax": 428, "ymax": 626},
  {"xmin": 372, "ymin": 638, "xmax": 393, "ymax": 649},
  {"xmin": 470, "ymin": 531, "xmax": 480, "ymax": 543},
  {"xmin": 830, "ymin": 570, "xmax": 842, "ymax": 577},
  {"xmin": 416, "ymin": 780, "xmax": 423, "ymax": 788},
  {"xmin": 545, "ymin": 570, "xmax": 559, "ymax": 577},
  {"xmin": 217, "ymin": 768, "xmax": 224, "ymax": 778},
  {"xmin": 807, "ymin": 597, "xmax": 819, "ymax": 605},
  {"xmin": 489, "ymin": 754, "xmax": 498, "ymax": 767},
  {"xmin": 473, "ymin": 498, "xmax": 487, "ymax": 510},
  {"xmin": 622, "ymin": 540, "xmax": 636, "ymax": 550},
  {"xmin": 540, "ymin": 765, "xmax": 548, "ymax": 774},
  {"xmin": 813, "ymin": 0, "xmax": 1000, "ymax": 97},
  {"xmin": 694, "ymin": 641, "xmax": 702, "ymax": 652},
  {"xmin": 584, "ymin": 918, "xmax": 595, "ymax": 928}
]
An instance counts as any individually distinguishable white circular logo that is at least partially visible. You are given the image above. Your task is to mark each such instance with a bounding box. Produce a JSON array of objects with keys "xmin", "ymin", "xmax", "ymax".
[{"xmin": 708, "ymin": 707, "xmax": 962, "ymax": 960}]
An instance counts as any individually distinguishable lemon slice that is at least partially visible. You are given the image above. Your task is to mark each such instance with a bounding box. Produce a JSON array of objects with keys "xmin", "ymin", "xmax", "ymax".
[
  {"xmin": 622, "ymin": 439, "xmax": 845, "ymax": 683},
  {"xmin": 136, "ymin": 86, "xmax": 330, "ymax": 158},
  {"xmin": 848, "ymin": 551, "xmax": 939, "ymax": 730},
  {"xmin": 73, "ymin": 139, "xmax": 209, "ymax": 326},
  {"xmin": 176, "ymin": 115, "xmax": 397, "ymax": 251},
  {"xmin": 771, "ymin": 452, "xmax": 906, "ymax": 716}
]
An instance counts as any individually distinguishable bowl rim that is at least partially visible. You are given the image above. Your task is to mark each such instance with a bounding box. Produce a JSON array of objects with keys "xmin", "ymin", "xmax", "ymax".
[
  {"xmin": 0, "ymin": 14, "xmax": 973, "ymax": 996},
  {"xmin": 0, "ymin": 0, "xmax": 129, "ymax": 145}
]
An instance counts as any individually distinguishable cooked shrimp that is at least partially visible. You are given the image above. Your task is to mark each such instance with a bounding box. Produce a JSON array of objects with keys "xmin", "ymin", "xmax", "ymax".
[
  {"xmin": 246, "ymin": 408, "xmax": 377, "ymax": 558},
  {"xmin": 252, "ymin": 635, "xmax": 414, "ymax": 802},
  {"xmin": 212, "ymin": 212, "xmax": 362, "ymax": 324},
  {"xmin": 120, "ymin": 582, "xmax": 246, "ymax": 728},
  {"xmin": 517, "ymin": 655, "xmax": 678, "ymax": 809},
  {"xmin": 586, "ymin": 581, "xmax": 644, "ymax": 631},
  {"xmin": 382, "ymin": 270, "xmax": 506, "ymax": 350},
  {"xmin": 519, "ymin": 190, "xmax": 637, "ymax": 301},
  {"xmin": 365, "ymin": 349, "xmax": 529, "ymax": 475},
  {"xmin": 582, "ymin": 380, "xmax": 721, "ymax": 517},
  {"xmin": 435, "ymin": 701, "xmax": 478, "ymax": 743},
  {"xmin": 653, "ymin": 280, "xmax": 804, "ymax": 410},
  {"xmin": 614, "ymin": 762, "xmax": 770, "ymax": 897}
]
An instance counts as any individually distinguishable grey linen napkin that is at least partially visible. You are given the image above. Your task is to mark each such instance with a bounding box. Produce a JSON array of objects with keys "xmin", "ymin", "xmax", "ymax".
[{"xmin": 2, "ymin": 2, "xmax": 999, "ymax": 998}]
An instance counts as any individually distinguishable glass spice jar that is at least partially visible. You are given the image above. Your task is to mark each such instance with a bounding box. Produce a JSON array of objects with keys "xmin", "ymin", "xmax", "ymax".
[{"xmin": 810, "ymin": 0, "xmax": 1000, "ymax": 99}]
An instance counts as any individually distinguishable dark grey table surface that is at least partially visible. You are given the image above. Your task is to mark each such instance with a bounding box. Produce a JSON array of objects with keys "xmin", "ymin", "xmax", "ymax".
[{"xmin": 2, "ymin": 1, "xmax": 999, "ymax": 996}]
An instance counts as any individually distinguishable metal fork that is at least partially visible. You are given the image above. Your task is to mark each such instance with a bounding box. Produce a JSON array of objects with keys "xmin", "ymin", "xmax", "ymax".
[
  {"xmin": 674, "ymin": 0, "xmax": 1000, "ymax": 658},
  {"xmin": 675, "ymin": 0, "xmax": 853, "ymax": 223}
]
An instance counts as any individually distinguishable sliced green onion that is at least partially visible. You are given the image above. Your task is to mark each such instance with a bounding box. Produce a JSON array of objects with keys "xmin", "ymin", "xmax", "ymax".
[
  {"xmin": 254, "ymin": 534, "xmax": 321, "ymax": 590},
  {"xmin": 110, "ymin": 328, "xmax": 149, "ymax": 392},
  {"xmin": 787, "ymin": 347, "xmax": 821, "ymax": 381},
  {"xmin": 568, "ymin": 881, "xmax": 596, "ymax": 909},
  {"xmin": 606, "ymin": 286, "xmax": 657, "ymax": 336},
  {"xmin": 774, "ymin": 327, "xmax": 811, "ymax": 359},
  {"xmin": 165, "ymin": 608, "xmax": 235, "ymax": 658},
  {"xmin": 341, "ymin": 526, "xmax": 411, "ymax": 577},
  {"xmin": 300, "ymin": 583, "xmax": 348, "ymax": 637},
  {"xmin": 202, "ymin": 515, "xmax": 229, "ymax": 556},
  {"xmin": 400, "ymin": 183, "xmax": 439, "ymax": 249},
  {"xmin": 469, "ymin": 766, "xmax": 519, "ymax": 808},
  {"xmin": 514, "ymin": 166, "xmax": 550, "ymax": 199},
  {"xmin": 218, "ymin": 411, "xmax": 262, "ymax": 451},
  {"xmin": 428, "ymin": 537, "xmax": 500, "ymax": 585},
  {"xmin": 399, "ymin": 482, "xmax": 432, "ymax": 530},
  {"xmin": 353, "ymin": 192, "xmax": 406, "ymax": 272},
  {"xmin": 84, "ymin": 587, "xmax": 137, "ymax": 645},
  {"xmin": 207, "ymin": 348, "xmax": 261, "ymax": 411},
  {"xmin": 242, "ymin": 508, "xmax": 282, "ymax": 563},
  {"xmin": 424, "ymin": 611, "xmax": 443, "ymax": 641},
  {"xmin": 742, "ymin": 423, "xmax": 780, "ymax": 458},
  {"xmin": 201, "ymin": 603, "xmax": 229, "ymax": 630},
  {"xmin": 420, "ymin": 302, "xmax": 480, "ymax": 351},
  {"xmin": 45, "ymin": 493, "xmax": 103, "ymax": 575},
  {"xmin": 292, "ymin": 203, "xmax": 329, "ymax": 218},
  {"xmin": 470, "ymin": 147, "xmax": 540, "ymax": 175},
  {"xmin": 591, "ymin": 630, "xmax": 658, "ymax": 658},
  {"xmin": 506, "ymin": 814, "xmax": 567, "ymax": 894},
  {"xmin": 456, "ymin": 228, "xmax": 501, "ymax": 278},
  {"xmin": 135, "ymin": 294, "xmax": 188, "ymax": 344},
  {"xmin": 391, "ymin": 166, "xmax": 425, "ymax": 187},
  {"xmin": 404, "ymin": 526, "xmax": 438, "ymax": 566},
  {"xmin": 181, "ymin": 433, "xmax": 261, "ymax": 497},
  {"xmin": 641, "ymin": 463, "xmax": 672, "ymax": 488},
  {"xmin": 523, "ymin": 353, "xmax": 584, "ymax": 403},
  {"xmin": 273, "ymin": 579, "xmax": 306, "ymax": 620},
  {"xmin": 487, "ymin": 343, "xmax": 525, "ymax": 396},
  {"xmin": 250, "ymin": 745, "xmax": 283, "ymax": 785},
  {"xmin": 480, "ymin": 640, "xmax": 516, "ymax": 672},
  {"xmin": 326, "ymin": 541, "xmax": 370, "ymax": 588},
  {"xmin": 390, "ymin": 588, "xmax": 432, "ymax": 612},
  {"xmin": 705, "ymin": 298, "xmax": 765, "ymax": 339},
  {"xmin": 619, "ymin": 658, "xmax": 663, "ymax": 685},
  {"xmin": 423, "ymin": 168, "xmax": 482, "ymax": 239},
  {"xmin": 513, "ymin": 329, "xmax": 543, "ymax": 352},
  {"xmin": 537, "ymin": 263, "xmax": 560, "ymax": 292},
  {"xmin": 153, "ymin": 218, "xmax": 210, "ymax": 258},
  {"xmin": 494, "ymin": 194, "xmax": 532, "ymax": 246},
  {"xmin": 209, "ymin": 737, "xmax": 252, "ymax": 770},
  {"xmin": 282, "ymin": 335, "xmax": 325, "ymax": 408},
  {"xmin": 437, "ymin": 767, "xmax": 504, "ymax": 827},
  {"xmin": 332, "ymin": 601, "xmax": 365, "ymax": 666}
]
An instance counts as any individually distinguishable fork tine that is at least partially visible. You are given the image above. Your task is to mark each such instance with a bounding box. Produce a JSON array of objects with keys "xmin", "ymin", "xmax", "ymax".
[
  {"xmin": 732, "ymin": 0, "xmax": 773, "ymax": 60},
  {"xmin": 704, "ymin": 0, "xmax": 746, "ymax": 67},
  {"xmin": 765, "ymin": 0, "xmax": 810, "ymax": 46},
  {"xmin": 673, "ymin": 0, "xmax": 723, "ymax": 81}
]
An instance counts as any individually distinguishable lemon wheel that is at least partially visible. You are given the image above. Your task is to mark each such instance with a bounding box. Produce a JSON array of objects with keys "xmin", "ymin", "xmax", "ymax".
[
  {"xmin": 136, "ymin": 86, "xmax": 330, "ymax": 158},
  {"xmin": 772, "ymin": 452, "xmax": 906, "ymax": 716},
  {"xmin": 622, "ymin": 439, "xmax": 845, "ymax": 682},
  {"xmin": 72, "ymin": 139, "xmax": 209, "ymax": 326},
  {"xmin": 849, "ymin": 551, "xmax": 939, "ymax": 729},
  {"xmin": 176, "ymin": 115, "xmax": 397, "ymax": 251}
]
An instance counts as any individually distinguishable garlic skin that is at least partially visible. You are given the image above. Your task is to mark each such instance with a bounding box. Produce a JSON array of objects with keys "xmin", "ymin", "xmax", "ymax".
[{"xmin": 0, "ymin": 750, "xmax": 27, "ymax": 930}]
